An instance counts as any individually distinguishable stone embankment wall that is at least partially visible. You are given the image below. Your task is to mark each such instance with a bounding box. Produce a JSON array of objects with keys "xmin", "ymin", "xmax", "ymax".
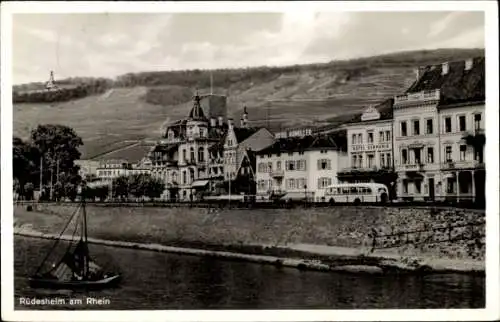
[{"xmin": 14, "ymin": 204, "xmax": 485, "ymax": 261}]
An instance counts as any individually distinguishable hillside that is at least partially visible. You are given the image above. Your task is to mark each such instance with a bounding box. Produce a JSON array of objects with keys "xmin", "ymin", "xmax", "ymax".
[{"xmin": 13, "ymin": 48, "xmax": 484, "ymax": 160}]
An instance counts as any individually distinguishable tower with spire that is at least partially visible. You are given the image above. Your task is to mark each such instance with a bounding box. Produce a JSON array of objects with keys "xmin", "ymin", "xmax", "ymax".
[
  {"xmin": 45, "ymin": 71, "xmax": 58, "ymax": 90},
  {"xmin": 187, "ymin": 91, "xmax": 209, "ymax": 141}
]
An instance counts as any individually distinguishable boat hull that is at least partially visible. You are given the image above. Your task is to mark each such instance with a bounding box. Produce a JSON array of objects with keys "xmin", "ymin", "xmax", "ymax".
[{"xmin": 29, "ymin": 274, "xmax": 121, "ymax": 290}]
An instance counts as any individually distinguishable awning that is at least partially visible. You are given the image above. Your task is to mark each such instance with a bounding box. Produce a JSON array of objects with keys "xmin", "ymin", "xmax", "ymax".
[{"xmin": 191, "ymin": 180, "xmax": 209, "ymax": 188}]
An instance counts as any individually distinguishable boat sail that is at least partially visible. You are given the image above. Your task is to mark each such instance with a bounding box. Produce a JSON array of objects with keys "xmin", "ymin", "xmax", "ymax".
[{"xmin": 29, "ymin": 183, "xmax": 121, "ymax": 290}]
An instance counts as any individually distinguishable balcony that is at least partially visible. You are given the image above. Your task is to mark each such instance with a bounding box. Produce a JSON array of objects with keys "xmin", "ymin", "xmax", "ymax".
[
  {"xmin": 442, "ymin": 160, "xmax": 485, "ymax": 170},
  {"xmin": 394, "ymin": 89, "xmax": 440, "ymax": 106},
  {"xmin": 270, "ymin": 169, "xmax": 285, "ymax": 178}
]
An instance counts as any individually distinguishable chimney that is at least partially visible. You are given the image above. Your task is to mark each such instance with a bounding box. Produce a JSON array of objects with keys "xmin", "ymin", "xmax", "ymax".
[
  {"xmin": 218, "ymin": 116, "xmax": 224, "ymax": 127},
  {"xmin": 240, "ymin": 118, "xmax": 245, "ymax": 128},
  {"xmin": 465, "ymin": 58, "xmax": 473, "ymax": 71},
  {"xmin": 210, "ymin": 117, "xmax": 216, "ymax": 128},
  {"xmin": 228, "ymin": 118, "xmax": 234, "ymax": 129},
  {"xmin": 415, "ymin": 66, "xmax": 426, "ymax": 80},
  {"xmin": 441, "ymin": 62, "xmax": 449, "ymax": 75}
]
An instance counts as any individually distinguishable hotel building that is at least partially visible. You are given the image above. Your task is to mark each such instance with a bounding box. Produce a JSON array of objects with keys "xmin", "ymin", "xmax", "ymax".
[
  {"xmin": 255, "ymin": 128, "xmax": 348, "ymax": 201},
  {"xmin": 393, "ymin": 57, "xmax": 485, "ymax": 203},
  {"xmin": 336, "ymin": 98, "xmax": 397, "ymax": 198}
]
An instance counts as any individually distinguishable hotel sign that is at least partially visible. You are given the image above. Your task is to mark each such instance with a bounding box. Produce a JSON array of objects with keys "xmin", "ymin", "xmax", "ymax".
[
  {"xmin": 352, "ymin": 143, "xmax": 390, "ymax": 152},
  {"xmin": 360, "ymin": 106, "xmax": 381, "ymax": 122}
]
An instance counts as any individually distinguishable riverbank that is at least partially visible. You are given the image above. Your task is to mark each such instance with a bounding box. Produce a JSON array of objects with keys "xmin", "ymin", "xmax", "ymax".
[
  {"xmin": 13, "ymin": 204, "xmax": 485, "ymax": 274},
  {"xmin": 13, "ymin": 227, "xmax": 484, "ymax": 275}
]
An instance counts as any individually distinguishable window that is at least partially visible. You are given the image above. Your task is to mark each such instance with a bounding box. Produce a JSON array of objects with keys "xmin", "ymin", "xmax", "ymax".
[
  {"xmin": 182, "ymin": 171, "xmax": 186, "ymax": 184},
  {"xmin": 459, "ymin": 115, "xmax": 466, "ymax": 132},
  {"xmin": 460, "ymin": 145, "xmax": 467, "ymax": 161},
  {"xmin": 368, "ymin": 132, "xmax": 374, "ymax": 143},
  {"xmin": 474, "ymin": 113, "xmax": 482, "ymax": 131},
  {"xmin": 287, "ymin": 161, "xmax": 295, "ymax": 171},
  {"xmin": 190, "ymin": 147, "xmax": 195, "ymax": 162},
  {"xmin": 427, "ymin": 147, "xmax": 434, "ymax": 163},
  {"xmin": 352, "ymin": 134, "xmax": 356, "ymax": 144},
  {"xmin": 318, "ymin": 159, "xmax": 331, "ymax": 170},
  {"xmin": 386, "ymin": 153, "xmax": 391, "ymax": 167},
  {"xmin": 401, "ymin": 121, "xmax": 407, "ymax": 136},
  {"xmin": 385, "ymin": 131, "xmax": 391, "ymax": 142},
  {"xmin": 352, "ymin": 155, "xmax": 357, "ymax": 168},
  {"xmin": 267, "ymin": 162, "xmax": 273, "ymax": 172},
  {"xmin": 426, "ymin": 119, "xmax": 433, "ymax": 134},
  {"xmin": 414, "ymin": 148, "xmax": 421, "ymax": 164},
  {"xmin": 367, "ymin": 154, "xmax": 375, "ymax": 168},
  {"xmin": 358, "ymin": 155, "xmax": 363, "ymax": 168},
  {"xmin": 182, "ymin": 149, "xmax": 186, "ymax": 162},
  {"xmin": 287, "ymin": 179, "xmax": 296, "ymax": 190},
  {"xmin": 444, "ymin": 117, "xmax": 452, "ymax": 133},
  {"xmin": 317, "ymin": 178, "xmax": 331, "ymax": 189},
  {"xmin": 380, "ymin": 154, "xmax": 385, "ymax": 168},
  {"xmin": 401, "ymin": 149, "xmax": 408, "ymax": 164},
  {"xmin": 199, "ymin": 128, "xmax": 203, "ymax": 137},
  {"xmin": 413, "ymin": 120, "xmax": 420, "ymax": 136},
  {"xmin": 447, "ymin": 178, "xmax": 455, "ymax": 194},
  {"xmin": 402, "ymin": 180, "xmax": 408, "ymax": 194},
  {"xmin": 299, "ymin": 160, "xmax": 307, "ymax": 171},
  {"xmin": 379, "ymin": 131, "xmax": 384, "ymax": 143},
  {"xmin": 358, "ymin": 134, "xmax": 363, "ymax": 144},
  {"xmin": 415, "ymin": 180, "xmax": 422, "ymax": 194},
  {"xmin": 445, "ymin": 146, "xmax": 452, "ymax": 162},
  {"xmin": 277, "ymin": 161, "xmax": 281, "ymax": 170},
  {"xmin": 198, "ymin": 147, "xmax": 204, "ymax": 162}
]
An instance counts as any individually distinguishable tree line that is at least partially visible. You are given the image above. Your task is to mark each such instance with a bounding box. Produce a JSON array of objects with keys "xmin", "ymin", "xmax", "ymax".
[
  {"xmin": 13, "ymin": 124, "xmax": 83, "ymax": 201},
  {"xmin": 13, "ymin": 124, "xmax": 166, "ymax": 202}
]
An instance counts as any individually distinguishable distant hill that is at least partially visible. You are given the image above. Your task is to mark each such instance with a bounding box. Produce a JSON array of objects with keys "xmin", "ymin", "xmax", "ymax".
[{"xmin": 13, "ymin": 48, "xmax": 484, "ymax": 159}]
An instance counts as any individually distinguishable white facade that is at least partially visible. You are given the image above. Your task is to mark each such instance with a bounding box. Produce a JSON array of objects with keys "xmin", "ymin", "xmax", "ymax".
[
  {"xmin": 256, "ymin": 140, "xmax": 348, "ymax": 200},
  {"xmin": 393, "ymin": 89, "xmax": 485, "ymax": 201}
]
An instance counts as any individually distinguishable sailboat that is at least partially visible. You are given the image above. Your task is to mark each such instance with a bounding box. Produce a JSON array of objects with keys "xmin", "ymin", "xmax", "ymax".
[{"xmin": 29, "ymin": 184, "xmax": 121, "ymax": 290}]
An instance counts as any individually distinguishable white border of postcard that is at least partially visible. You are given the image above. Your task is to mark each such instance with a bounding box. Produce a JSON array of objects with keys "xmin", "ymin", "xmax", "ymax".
[{"xmin": 2, "ymin": 1, "xmax": 499, "ymax": 321}]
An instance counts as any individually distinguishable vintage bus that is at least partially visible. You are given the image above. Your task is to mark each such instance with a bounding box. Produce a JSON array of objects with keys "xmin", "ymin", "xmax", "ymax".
[{"xmin": 317, "ymin": 183, "xmax": 389, "ymax": 204}]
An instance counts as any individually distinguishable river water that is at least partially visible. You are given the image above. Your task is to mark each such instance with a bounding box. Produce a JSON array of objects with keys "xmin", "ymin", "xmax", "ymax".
[{"xmin": 14, "ymin": 236, "xmax": 484, "ymax": 310}]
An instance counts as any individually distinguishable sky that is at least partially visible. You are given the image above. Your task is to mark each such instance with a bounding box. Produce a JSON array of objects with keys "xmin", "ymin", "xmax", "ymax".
[{"xmin": 12, "ymin": 11, "xmax": 484, "ymax": 84}]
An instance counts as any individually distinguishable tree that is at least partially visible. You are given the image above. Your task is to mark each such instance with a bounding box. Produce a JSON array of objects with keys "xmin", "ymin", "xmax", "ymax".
[
  {"xmin": 463, "ymin": 133, "xmax": 486, "ymax": 163},
  {"xmin": 143, "ymin": 176, "xmax": 165, "ymax": 200},
  {"xmin": 30, "ymin": 124, "xmax": 83, "ymax": 200},
  {"xmin": 13, "ymin": 137, "xmax": 40, "ymax": 198},
  {"xmin": 112, "ymin": 176, "xmax": 130, "ymax": 200}
]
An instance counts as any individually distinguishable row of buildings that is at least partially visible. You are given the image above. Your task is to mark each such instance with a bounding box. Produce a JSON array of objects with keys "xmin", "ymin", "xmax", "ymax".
[{"xmin": 81, "ymin": 57, "xmax": 485, "ymax": 204}]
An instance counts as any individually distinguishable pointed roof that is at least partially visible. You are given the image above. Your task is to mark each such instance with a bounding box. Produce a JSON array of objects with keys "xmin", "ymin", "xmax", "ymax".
[
  {"xmin": 233, "ymin": 127, "xmax": 259, "ymax": 143},
  {"xmin": 188, "ymin": 92, "xmax": 208, "ymax": 121}
]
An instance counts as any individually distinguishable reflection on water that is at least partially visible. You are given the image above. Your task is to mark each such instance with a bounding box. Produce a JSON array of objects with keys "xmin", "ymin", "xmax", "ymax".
[{"xmin": 14, "ymin": 237, "xmax": 485, "ymax": 310}]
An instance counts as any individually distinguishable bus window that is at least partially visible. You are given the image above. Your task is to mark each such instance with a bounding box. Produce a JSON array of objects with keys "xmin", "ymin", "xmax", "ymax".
[
  {"xmin": 350, "ymin": 187, "xmax": 358, "ymax": 194},
  {"xmin": 337, "ymin": 188, "xmax": 342, "ymax": 194},
  {"xmin": 366, "ymin": 187, "xmax": 372, "ymax": 194},
  {"xmin": 342, "ymin": 188, "xmax": 349, "ymax": 194}
]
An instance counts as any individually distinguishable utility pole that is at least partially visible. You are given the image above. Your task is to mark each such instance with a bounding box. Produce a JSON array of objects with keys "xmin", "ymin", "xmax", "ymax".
[
  {"xmin": 228, "ymin": 173, "xmax": 231, "ymax": 209},
  {"xmin": 39, "ymin": 155, "xmax": 43, "ymax": 200},
  {"xmin": 49, "ymin": 153, "xmax": 54, "ymax": 201}
]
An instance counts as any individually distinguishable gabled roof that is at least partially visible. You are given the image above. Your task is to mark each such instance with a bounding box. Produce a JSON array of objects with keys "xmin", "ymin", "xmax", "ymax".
[
  {"xmin": 406, "ymin": 57, "xmax": 485, "ymax": 107},
  {"xmin": 256, "ymin": 133, "xmax": 341, "ymax": 155},
  {"xmin": 233, "ymin": 127, "xmax": 259, "ymax": 143}
]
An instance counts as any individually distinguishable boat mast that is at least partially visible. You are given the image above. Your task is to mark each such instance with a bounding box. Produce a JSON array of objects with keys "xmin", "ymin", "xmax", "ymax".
[{"xmin": 80, "ymin": 182, "xmax": 89, "ymax": 279}]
